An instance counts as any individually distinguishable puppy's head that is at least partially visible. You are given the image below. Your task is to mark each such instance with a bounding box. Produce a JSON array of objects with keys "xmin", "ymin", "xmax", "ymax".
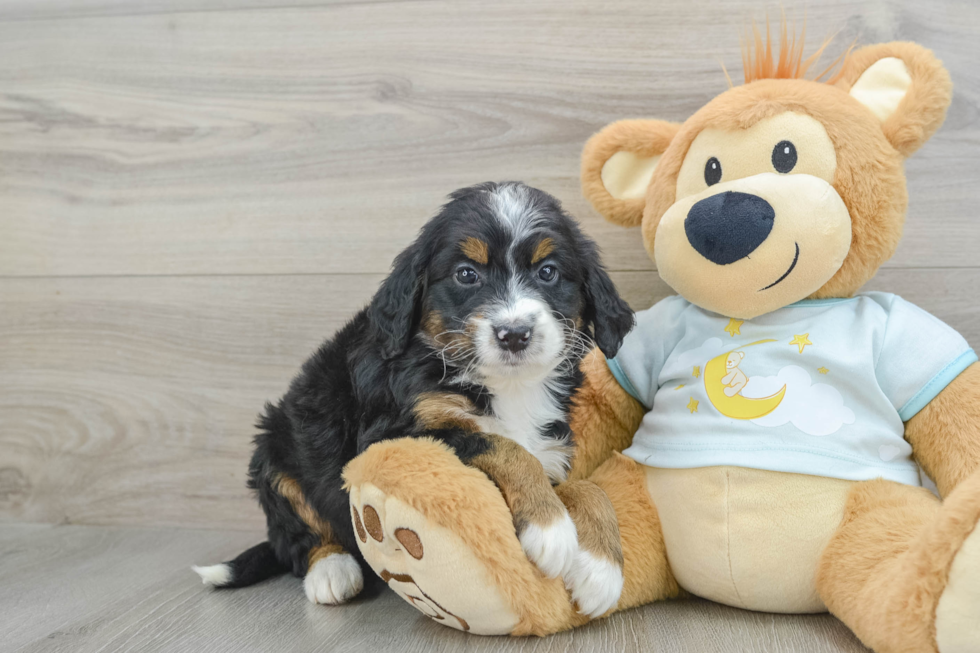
[{"xmin": 369, "ymin": 182, "xmax": 633, "ymax": 380}]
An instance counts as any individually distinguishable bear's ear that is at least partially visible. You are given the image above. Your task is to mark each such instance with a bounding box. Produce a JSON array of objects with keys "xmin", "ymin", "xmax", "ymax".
[
  {"xmin": 835, "ymin": 42, "xmax": 952, "ymax": 157},
  {"xmin": 581, "ymin": 119, "xmax": 681, "ymax": 227}
]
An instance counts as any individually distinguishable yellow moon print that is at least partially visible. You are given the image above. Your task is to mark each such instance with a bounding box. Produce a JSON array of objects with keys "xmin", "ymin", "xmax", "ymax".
[{"xmin": 703, "ymin": 339, "xmax": 786, "ymax": 420}]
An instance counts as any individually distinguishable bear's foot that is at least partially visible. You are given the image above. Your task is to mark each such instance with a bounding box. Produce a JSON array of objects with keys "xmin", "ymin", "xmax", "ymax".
[
  {"xmin": 935, "ymin": 473, "xmax": 980, "ymax": 653},
  {"xmin": 819, "ymin": 469, "xmax": 980, "ymax": 653},
  {"xmin": 344, "ymin": 438, "xmax": 584, "ymax": 636}
]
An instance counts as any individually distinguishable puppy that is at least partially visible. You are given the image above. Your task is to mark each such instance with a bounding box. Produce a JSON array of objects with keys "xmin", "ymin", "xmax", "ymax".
[{"xmin": 193, "ymin": 182, "xmax": 634, "ymax": 614}]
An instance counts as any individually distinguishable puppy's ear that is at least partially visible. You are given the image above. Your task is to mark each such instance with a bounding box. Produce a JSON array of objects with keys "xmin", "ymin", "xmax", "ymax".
[
  {"xmin": 581, "ymin": 119, "xmax": 681, "ymax": 227},
  {"xmin": 368, "ymin": 243, "xmax": 426, "ymax": 359},
  {"xmin": 836, "ymin": 42, "xmax": 952, "ymax": 157},
  {"xmin": 581, "ymin": 248, "xmax": 634, "ymax": 359}
]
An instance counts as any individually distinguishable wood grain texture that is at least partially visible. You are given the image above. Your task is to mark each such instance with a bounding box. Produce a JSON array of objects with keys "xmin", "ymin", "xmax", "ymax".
[
  {"xmin": 0, "ymin": 0, "xmax": 978, "ymax": 277},
  {"xmin": 0, "ymin": 523, "xmax": 871, "ymax": 652}
]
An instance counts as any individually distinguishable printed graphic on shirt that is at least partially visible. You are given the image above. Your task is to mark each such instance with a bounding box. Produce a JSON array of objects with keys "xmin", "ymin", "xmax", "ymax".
[
  {"xmin": 703, "ymin": 339, "xmax": 786, "ymax": 419},
  {"xmin": 667, "ymin": 336, "xmax": 855, "ymax": 436}
]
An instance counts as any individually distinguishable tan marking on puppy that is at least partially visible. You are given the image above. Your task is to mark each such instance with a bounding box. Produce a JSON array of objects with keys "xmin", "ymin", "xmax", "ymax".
[
  {"xmin": 275, "ymin": 474, "xmax": 332, "ymax": 538},
  {"xmin": 277, "ymin": 474, "xmax": 353, "ymax": 569},
  {"xmin": 555, "ymin": 480, "xmax": 623, "ymax": 566},
  {"xmin": 413, "ymin": 392, "xmax": 481, "ymax": 432},
  {"xmin": 460, "ymin": 237, "xmax": 489, "ymax": 265},
  {"xmin": 470, "ymin": 434, "xmax": 567, "ymax": 531},
  {"xmin": 308, "ymin": 542, "xmax": 346, "ymax": 567},
  {"xmin": 422, "ymin": 310, "xmax": 446, "ymax": 340},
  {"xmin": 531, "ymin": 237, "xmax": 555, "ymax": 264}
]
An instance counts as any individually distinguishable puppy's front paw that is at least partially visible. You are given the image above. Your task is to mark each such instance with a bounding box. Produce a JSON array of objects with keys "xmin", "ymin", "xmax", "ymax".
[
  {"xmin": 303, "ymin": 553, "xmax": 364, "ymax": 605},
  {"xmin": 518, "ymin": 511, "xmax": 578, "ymax": 579},
  {"xmin": 564, "ymin": 549, "xmax": 624, "ymax": 618}
]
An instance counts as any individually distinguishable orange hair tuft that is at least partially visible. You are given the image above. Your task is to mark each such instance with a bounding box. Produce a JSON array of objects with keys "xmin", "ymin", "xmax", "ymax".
[{"xmin": 740, "ymin": 14, "xmax": 853, "ymax": 85}]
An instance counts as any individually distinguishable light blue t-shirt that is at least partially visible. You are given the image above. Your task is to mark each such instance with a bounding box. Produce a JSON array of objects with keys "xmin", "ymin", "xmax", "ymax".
[{"xmin": 608, "ymin": 293, "xmax": 977, "ymax": 485}]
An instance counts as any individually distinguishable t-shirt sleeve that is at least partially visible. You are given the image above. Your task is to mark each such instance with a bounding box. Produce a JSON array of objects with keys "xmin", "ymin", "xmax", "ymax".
[
  {"xmin": 874, "ymin": 295, "xmax": 977, "ymax": 422},
  {"xmin": 606, "ymin": 295, "xmax": 687, "ymax": 409}
]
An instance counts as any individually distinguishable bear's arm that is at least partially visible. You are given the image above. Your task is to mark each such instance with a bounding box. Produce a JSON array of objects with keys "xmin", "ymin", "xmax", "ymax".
[
  {"xmin": 566, "ymin": 350, "xmax": 646, "ymax": 481},
  {"xmin": 905, "ymin": 362, "xmax": 980, "ymax": 498}
]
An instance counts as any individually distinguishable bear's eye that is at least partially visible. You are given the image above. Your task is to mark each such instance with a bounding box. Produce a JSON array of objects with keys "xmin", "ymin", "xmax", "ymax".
[
  {"xmin": 704, "ymin": 157, "xmax": 722, "ymax": 186},
  {"xmin": 772, "ymin": 140, "xmax": 798, "ymax": 173}
]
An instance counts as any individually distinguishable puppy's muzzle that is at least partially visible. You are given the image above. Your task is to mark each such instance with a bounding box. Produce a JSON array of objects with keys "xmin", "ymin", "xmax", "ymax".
[{"xmin": 494, "ymin": 324, "xmax": 532, "ymax": 353}]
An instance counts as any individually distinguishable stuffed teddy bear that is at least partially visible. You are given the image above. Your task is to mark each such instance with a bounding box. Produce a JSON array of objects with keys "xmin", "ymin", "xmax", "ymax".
[{"xmin": 342, "ymin": 34, "xmax": 980, "ymax": 653}]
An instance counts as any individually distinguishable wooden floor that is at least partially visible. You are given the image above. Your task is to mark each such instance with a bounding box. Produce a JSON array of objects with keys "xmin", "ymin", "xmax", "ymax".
[
  {"xmin": 2, "ymin": 523, "xmax": 870, "ymax": 652},
  {"xmin": 0, "ymin": 0, "xmax": 977, "ymax": 650}
]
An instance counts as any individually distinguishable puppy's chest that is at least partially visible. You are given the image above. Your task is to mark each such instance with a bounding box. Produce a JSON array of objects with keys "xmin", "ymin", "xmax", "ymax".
[{"xmin": 474, "ymin": 382, "xmax": 571, "ymax": 482}]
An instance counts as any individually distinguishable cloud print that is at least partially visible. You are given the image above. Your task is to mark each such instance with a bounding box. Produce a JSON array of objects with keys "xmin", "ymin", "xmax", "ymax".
[{"xmin": 744, "ymin": 365, "xmax": 855, "ymax": 436}]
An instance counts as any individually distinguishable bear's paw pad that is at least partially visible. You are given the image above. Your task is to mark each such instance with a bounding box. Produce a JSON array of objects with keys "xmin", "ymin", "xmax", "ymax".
[{"xmin": 349, "ymin": 482, "xmax": 520, "ymax": 635}]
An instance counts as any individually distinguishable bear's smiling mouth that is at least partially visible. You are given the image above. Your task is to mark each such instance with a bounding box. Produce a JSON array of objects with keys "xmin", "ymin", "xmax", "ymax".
[{"xmin": 759, "ymin": 242, "xmax": 800, "ymax": 291}]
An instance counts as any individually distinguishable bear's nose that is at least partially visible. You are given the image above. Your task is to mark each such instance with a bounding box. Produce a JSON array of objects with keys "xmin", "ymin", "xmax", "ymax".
[{"xmin": 685, "ymin": 191, "xmax": 775, "ymax": 265}]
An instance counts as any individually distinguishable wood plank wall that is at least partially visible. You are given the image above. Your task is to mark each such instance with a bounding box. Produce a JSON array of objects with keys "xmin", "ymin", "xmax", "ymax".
[{"xmin": 1, "ymin": 0, "xmax": 978, "ymax": 530}]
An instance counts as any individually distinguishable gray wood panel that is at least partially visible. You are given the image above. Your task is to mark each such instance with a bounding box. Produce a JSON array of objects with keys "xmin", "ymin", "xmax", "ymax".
[
  {"xmin": 0, "ymin": 0, "xmax": 978, "ymax": 277},
  {"xmin": 0, "ymin": 522, "xmax": 871, "ymax": 652},
  {"xmin": 1, "ymin": 269, "xmax": 976, "ymax": 530},
  {"xmin": 0, "ymin": 0, "xmax": 975, "ymax": 649}
]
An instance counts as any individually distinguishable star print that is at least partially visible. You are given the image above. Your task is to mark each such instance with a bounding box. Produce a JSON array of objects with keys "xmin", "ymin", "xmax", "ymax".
[
  {"xmin": 675, "ymin": 384, "xmax": 686, "ymax": 390},
  {"xmin": 687, "ymin": 397, "xmax": 699, "ymax": 413},
  {"xmin": 693, "ymin": 366, "xmax": 701, "ymax": 378},
  {"xmin": 724, "ymin": 318, "xmax": 743, "ymax": 337},
  {"xmin": 789, "ymin": 333, "xmax": 813, "ymax": 354},
  {"xmin": 818, "ymin": 367, "xmax": 829, "ymax": 374}
]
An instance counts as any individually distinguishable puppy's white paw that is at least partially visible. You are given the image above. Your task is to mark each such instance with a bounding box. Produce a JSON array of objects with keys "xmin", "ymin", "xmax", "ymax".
[
  {"xmin": 519, "ymin": 511, "xmax": 578, "ymax": 579},
  {"xmin": 565, "ymin": 549, "xmax": 624, "ymax": 619},
  {"xmin": 303, "ymin": 553, "xmax": 364, "ymax": 605}
]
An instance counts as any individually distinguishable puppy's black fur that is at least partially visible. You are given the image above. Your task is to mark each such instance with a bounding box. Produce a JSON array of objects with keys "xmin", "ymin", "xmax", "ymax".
[{"xmin": 202, "ymin": 182, "xmax": 634, "ymax": 595}]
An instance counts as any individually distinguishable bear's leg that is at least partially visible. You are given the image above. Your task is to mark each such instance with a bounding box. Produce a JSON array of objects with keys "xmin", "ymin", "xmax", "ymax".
[
  {"xmin": 344, "ymin": 440, "xmax": 676, "ymax": 635},
  {"xmin": 816, "ymin": 470, "xmax": 980, "ymax": 653},
  {"xmin": 344, "ymin": 436, "xmax": 581, "ymax": 636}
]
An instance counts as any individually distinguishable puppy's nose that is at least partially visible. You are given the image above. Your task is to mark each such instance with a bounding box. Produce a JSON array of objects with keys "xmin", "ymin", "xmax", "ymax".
[
  {"xmin": 494, "ymin": 325, "xmax": 532, "ymax": 353},
  {"xmin": 685, "ymin": 191, "xmax": 775, "ymax": 265}
]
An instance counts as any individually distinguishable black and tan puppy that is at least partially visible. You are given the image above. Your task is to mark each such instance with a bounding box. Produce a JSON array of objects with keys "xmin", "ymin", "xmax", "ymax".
[{"xmin": 193, "ymin": 182, "xmax": 633, "ymax": 615}]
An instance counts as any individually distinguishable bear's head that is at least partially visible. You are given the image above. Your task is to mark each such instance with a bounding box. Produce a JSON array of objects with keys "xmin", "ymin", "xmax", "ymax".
[
  {"xmin": 582, "ymin": 35, "xmax": 952, "ymax": 319},
  {"xmin": 726, "ymin": 351, "xmax": 745, "ymax": 370}
]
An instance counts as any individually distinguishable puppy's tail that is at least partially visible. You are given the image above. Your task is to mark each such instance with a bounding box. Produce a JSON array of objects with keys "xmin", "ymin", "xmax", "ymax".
[{"xmin": 192, "ymin": 541, "xmax": 288, "ymax": 588}]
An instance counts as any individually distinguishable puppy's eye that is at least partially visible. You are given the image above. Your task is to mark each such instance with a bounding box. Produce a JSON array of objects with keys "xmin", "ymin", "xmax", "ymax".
[
  {"xmin": 772, "ymin": 140, "xmax": 797, "ymax": 173},
  {"xmin": 704, "ymin": 157, "xmax": 722, "ymax": 186},
  {"xmin": 538, "ymin": 265, "xmax": 558, "ymax": 283},
  {"xmin": 455, "ymin": 267, "xmax": 479, "ymax": 285}
]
